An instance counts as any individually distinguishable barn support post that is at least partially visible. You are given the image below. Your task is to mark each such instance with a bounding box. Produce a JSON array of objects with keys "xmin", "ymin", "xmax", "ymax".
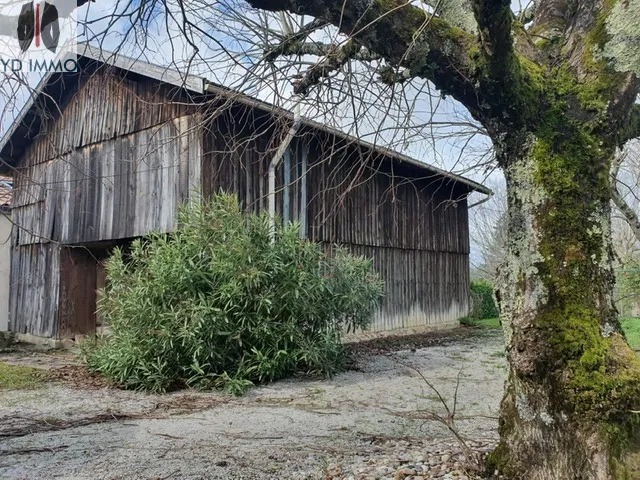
[
  {"xmin": 268, "ymin": 96, "xmax": 301, "ymax": 239},
  {"xmin": 299, "ymin": 143, "xmax": 307, "ymax": 237}
]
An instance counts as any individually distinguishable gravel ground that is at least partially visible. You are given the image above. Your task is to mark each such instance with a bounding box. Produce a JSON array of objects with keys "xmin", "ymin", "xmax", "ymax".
[{"xmin": 0, "ymin": 329, "xmax": 505, "ymax": 479}]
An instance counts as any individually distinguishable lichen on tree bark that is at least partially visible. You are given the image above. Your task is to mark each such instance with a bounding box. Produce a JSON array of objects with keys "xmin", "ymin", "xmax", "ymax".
[
  {"xmin": 493, "ymin": 124, "xmax": 640, "ymax": 478},
  {"xmin": 241, "ymin": 0, "xmax": 640, "ymax": 477}
]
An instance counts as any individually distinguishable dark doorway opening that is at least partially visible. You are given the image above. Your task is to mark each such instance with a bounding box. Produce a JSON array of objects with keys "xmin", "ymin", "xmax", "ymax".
[{"xmin": 57, "ymin": 239, "xmax": 131, "ymax": 339}]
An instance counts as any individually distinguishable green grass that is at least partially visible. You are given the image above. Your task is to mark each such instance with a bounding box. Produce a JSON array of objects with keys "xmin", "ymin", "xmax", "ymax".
[
  {"xmin": 0, "ymin": 362, "xmax": 46, "ymax": 390},
  {"xmin": 460, "ymin": 317, "xmax": 501, "ymax": 329},
  {"xmin": 461, "ymin": 317, "xmax": 640, "ymax": 350},
  {"xmin": 620, "ymin": 317, "xmax": 640, "ymax": 350}
]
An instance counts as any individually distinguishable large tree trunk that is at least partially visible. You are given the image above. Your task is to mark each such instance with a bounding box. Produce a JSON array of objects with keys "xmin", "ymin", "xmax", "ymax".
[
  {"xmin": 239, "ymin": 0, "xmax": 640, "ymax": 473},
  {"xmin": 492, "ymin": 132, "xmax": 640, "ymax": 479}
]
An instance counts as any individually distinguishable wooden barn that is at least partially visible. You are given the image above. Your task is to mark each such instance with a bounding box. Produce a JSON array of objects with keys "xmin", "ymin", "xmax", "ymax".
[{"xmin": 0, "ymin": 46, "xmax": 490, "ymax": 343}]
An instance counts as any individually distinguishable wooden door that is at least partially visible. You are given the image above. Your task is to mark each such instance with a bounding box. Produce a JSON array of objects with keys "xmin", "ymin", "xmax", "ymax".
[{"xmin": 57, "ymin": 247, "xmax": 97, "ymax": 339}]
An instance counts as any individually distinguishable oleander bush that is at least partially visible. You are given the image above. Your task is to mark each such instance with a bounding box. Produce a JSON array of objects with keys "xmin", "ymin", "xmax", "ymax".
[{"xmin": 82, "ymin": 193, "xmax": 383, "ymax": 394}]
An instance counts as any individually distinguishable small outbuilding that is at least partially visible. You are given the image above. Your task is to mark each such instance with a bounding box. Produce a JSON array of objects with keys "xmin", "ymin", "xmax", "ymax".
[{"xmin": 0, "ymin": 46, "xmax": 490, "ymax": 343}]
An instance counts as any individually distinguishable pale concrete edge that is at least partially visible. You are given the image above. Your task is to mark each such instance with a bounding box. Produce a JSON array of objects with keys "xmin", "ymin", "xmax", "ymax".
[
  {"xmin": 342, "ymin": 322, "xmax": 461, "ymax": 344},
  {"xmin": 11, "ymin": 325, "xmax": 464, "ymax": 349},
  {"xmin": 13, "ymin": 333, "xmax": 75, "ymax": 349}
]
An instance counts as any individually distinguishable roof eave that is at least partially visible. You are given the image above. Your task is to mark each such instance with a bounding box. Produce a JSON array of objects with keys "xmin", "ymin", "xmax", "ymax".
[
  {"xmin": 204, "ymin": 83, "xmax": 492, "ymax": 195},
  {"xmin": 0, "ymin": 45, "xmax": 491, "ymax": 196}
]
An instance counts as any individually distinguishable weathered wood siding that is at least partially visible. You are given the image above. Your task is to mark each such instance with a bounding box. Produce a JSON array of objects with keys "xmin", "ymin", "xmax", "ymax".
[
  {"xmin": 202, "ymin": 107, "xmax": 289, "ymax": 216},
  {"xmin": 10, "ymin": 72, "xmax": 473, "ymax": 338},
  {"xmin": 343, "ymin": 246, "xmax": 469, "ymax": 331},
  {"xmin": 201, "ymin": 109, "xmax": 471, "ymax": 331},
  {"xmin": 303, "ymin": 135, "xmax": 470, "ymax": 329},
  {"xmin": 10, "ymin": 69, "xmax": 202, "ymax": 337},
  {"xmin": 304, "ymin": 136, "xmax": 469, "ymax": 252},
  {"xmin": 13, "ymin": 117, "xmax": 201, "ymax": 246},
  {"xmin": 20, "ymin": 70, "xmax": 196, "ymax": 165},
  {"xmin": 9, "ymin": 243, "xmax": 60, "ymax": 337}
]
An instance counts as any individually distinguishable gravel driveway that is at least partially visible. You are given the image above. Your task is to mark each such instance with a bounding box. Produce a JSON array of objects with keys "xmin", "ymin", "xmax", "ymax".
[{"xmin": 0, "ymin": 329, "xmax": 505, "ymax": 480}]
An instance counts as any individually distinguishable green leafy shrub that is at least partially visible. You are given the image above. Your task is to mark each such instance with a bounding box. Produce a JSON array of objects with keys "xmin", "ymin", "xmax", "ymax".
[
  {"xmin": 469, "ymin": 279, "xmax": 499, "ymax": 320},
  {"xmin": 82, "ymin": 193, "xmax": 383, "ymax": 394}
]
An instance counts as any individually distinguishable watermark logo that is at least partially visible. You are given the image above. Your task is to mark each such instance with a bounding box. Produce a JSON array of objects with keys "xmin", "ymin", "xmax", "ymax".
[
  {"xmin": 18, "ymin": 1, "xmax": 61, "ymax": 53},
  {"xmin": 0, "ymin": 0, "xmax": 79, "ymax": 72}
]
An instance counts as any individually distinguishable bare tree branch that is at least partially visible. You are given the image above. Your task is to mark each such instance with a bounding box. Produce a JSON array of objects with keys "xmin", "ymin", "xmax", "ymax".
[
  {"xmin": 612, "ymin": 150, "xmax": 640, "ymax": 243},
  {"xmin": 288, "ymin": 40, "xmax": 384, "ymax": 94},
  {"xmin": 622, "ymin": 104, "xmax": 640, "ymax": 144},
  {"xmin": 471, "ymin": 0, "xmax": 513, "ymax": 58},
  {"xmin": 612, "ymin": 187, "xmax": 640, "ymax": 242},
  {"xmin": 530, "ymin": 0, "xmax": 570, "ymax": 39},
  {"xmin": 519, "ymin": 3, "xmax": 535, "ymax": 25},
  {"xmin": 263, "ymin": 18, "xmax": 327, "ymax": 61},
  {"xmin": 244, "ymin": 0, "xmax": 483, "ymax": 115}
]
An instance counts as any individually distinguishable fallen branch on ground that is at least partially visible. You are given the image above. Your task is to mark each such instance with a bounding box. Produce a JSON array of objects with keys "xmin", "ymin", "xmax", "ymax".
[
  {"xmin": 0, "ymin": 395, "xmax": 229, "ymax": 439},
  {"xmin": 0, "ymin": 445, "xmax": 69, "ymax": 456},
  {"xmin": 388, "ymin": 355, "xmax": 484, "ymax": 474}
]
